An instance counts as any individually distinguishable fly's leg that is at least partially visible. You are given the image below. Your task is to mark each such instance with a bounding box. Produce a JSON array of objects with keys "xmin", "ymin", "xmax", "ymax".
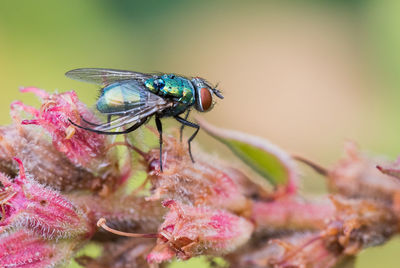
[
  {"xmin": 179, "ymin": 110, "xmax": 190, "ymax": 142},
  {"xmin": 155, "ymin": 115, "xmax": 163, "ymax": 172},
  {"xmin": 174, "ymin": 115, "xmax": 200, "ymax": 163},
  {"xmin": 69, "ymin": 119, "xmax": 145, "ymax": 135},
  {"xmin": 81, "ymin": 117, "xmax": 99, "ymax": 126},
  {"xmin": 81, "ymin": 114, "xmax": 112, "ymax": 127},
  {"xmin": 106, "ymin": 115, "xmax": 112, "ymax": 127}
]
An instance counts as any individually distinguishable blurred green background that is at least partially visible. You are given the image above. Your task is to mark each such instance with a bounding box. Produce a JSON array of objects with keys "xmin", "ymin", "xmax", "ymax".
[{"xmin": 1, "ymin": 0, "xmax": 400, "ymax": 267}]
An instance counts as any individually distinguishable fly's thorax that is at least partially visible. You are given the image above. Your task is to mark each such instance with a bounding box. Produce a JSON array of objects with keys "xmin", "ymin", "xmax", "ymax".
[
  {"xmin": 144, "ymin": 74, "xmax": 195, "ymax": 105},
  {"xmin": 97, "ymin": 81, "xmax": 144, "ymax": 113},
  {"xmin": 161, "ymin": 103, "xmax": 190, "ymax": 117},
  {"xmin": 191, "ymin": 77, "xmax": 214, "ymax": 112}
]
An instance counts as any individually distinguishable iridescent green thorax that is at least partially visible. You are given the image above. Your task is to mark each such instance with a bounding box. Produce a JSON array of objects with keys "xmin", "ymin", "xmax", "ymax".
[
  {"xmin": 145, "ymin": 74, "xmax": 195, "ymax": 105},
  {"xmin": 97, "ymin": 82, "xmax": 143, "ymax": 113}
]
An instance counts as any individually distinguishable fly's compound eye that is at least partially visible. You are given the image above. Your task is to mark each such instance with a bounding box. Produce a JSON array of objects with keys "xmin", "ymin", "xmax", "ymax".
[
  {"xmin": 197, "ymin": 87, "xmax": 213, "ymax": 112},
  {"xmin": 153, "ymin": 79, "xmax": 165, "ymax": 90}
]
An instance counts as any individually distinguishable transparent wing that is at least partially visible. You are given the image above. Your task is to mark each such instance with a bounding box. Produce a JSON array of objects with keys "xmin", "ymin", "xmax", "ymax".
[
  {"xmin": 65, "ymin": 68, "xmax": 153, "ymax": 86},
  {"xmin": 90, "ymin": 103, "xmax": 172, "ymax": 132},
  {"xmin": 87, "ymin": 88, "xmax": 172, "ymax": 132}
]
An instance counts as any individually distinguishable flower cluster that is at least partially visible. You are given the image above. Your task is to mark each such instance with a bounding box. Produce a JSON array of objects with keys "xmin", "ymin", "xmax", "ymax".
[
  {"xmin": 1, "ymin": 87, "xmax": 400, "ymax": 268},
  {"xmin": 0, "ymin": 158, "xmax": 94, "ymax": 267}
]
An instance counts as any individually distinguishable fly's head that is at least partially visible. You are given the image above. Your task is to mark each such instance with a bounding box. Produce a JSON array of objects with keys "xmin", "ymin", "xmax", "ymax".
[{"xmin": 191, "ymin": 77, "xmax": 224, "ymax": 113}]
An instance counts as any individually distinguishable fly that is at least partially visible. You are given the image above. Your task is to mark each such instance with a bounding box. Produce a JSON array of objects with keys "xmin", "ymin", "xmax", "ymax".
[{"xmin": 65, "ymin": 68, "xmax": 224, "ymax": 171}]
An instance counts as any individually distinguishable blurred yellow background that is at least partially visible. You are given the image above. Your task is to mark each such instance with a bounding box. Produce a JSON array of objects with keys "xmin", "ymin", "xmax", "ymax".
[{"xmin": 1, "ymin": 1, "xmax": 400, "ymax": 267}]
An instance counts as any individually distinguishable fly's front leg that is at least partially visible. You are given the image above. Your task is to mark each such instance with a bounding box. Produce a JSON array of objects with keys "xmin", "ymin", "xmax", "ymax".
[
  {"xmin": 179, "ymin": 110, "xmax": 190, "ymax": 142},
  {"xmin": 174, "ymin": 115, "xmax": 200, "ymax": 163},
  {"xmin": 155, "ymin": 115, "xmax": 164, "ymax": 172}
]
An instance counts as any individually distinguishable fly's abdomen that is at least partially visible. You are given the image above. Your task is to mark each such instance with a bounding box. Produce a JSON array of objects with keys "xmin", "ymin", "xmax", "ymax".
[{"xmin": 97, "ymin": 81, "xmax": 143, "ymax": 113}]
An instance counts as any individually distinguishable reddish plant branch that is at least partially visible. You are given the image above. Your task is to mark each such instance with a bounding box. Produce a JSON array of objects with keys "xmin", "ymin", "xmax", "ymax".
[{"xmin": 0, "ymin": 88, "xmax": 399, "ymax": 268}]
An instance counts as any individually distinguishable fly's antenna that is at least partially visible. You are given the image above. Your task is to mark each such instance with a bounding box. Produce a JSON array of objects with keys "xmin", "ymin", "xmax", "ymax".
[
  {"xmin": 207, "ymin": 82, "xmax": 224, "ymax": 99},
  {"xmin": 213, "ymin": 88, "xmax": 224, "ymax": 99}
]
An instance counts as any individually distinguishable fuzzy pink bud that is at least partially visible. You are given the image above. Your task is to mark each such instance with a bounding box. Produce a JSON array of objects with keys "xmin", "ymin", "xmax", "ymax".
[
  {"xmin": 11, "ymin": 88, "xmax": 116, "ymax": 173},
  {"xmin": 145, "ymin": 135, "xmax": 251, "ymax": 213},
  {"xmin": 0, "ymin": 158, "xmax": 92, "ymax": 239},
  {"xmin": 0, "ymin": 229, "xmax": 80, "ymax": 268},
  {"xmin": 147, "ymin": 200, "xmax": 254, "ymax": 263},
  {"xmin": 328, "ymin": 142, "xmax": 400, "ymax": 202}
]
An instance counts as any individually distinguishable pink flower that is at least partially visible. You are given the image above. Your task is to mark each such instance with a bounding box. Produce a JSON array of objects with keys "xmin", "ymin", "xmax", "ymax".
[
  {"xmin": 147, "ymin": 200, "xmax": 254, "ymax": 263},
  {"xmin": 0, "ymin": 158, "xmax": 93, "ymax": 239},
  {"xmin": 11, "ymin": 88, "xmax": 116, "ymax": 173},
  {"xmin": 0, "ymin": 158, "xmax": 95, "ymax": 267},
  {"xmin": 328, "ymin": 142, "xmax": 400, "ymax": 203},
  {"xmin": 0, "ymin": 230, "xmax": 68, "ymax": 268},
  {"xmin": 144, "ymin": 135, "xmax": 252, "ymax": 213}
]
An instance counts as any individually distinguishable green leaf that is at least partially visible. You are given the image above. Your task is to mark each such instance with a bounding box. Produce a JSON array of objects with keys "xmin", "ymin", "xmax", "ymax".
[{"xmin": 197, "ymin": 118, "xmax": 297, "ymax": 189}]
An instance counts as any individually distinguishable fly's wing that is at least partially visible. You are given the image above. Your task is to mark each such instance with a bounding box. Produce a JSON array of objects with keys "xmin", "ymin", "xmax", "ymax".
[
  {"xmin": 65, "ymin": 68, "xmax": 153, "ymax": 86},
  {"xmin": 86, "ymin": 85, "xmax": 171, "ymax": 132}
]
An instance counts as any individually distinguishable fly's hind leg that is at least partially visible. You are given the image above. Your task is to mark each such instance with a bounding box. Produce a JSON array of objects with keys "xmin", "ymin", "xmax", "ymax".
[
  {"xmin": 174, "ymin": 115, "xmax": 200, "ymax": 163},
  {"xmin": 68, "ymin": 118, "xmax": 145, "ymax": 135},
  {"xmin": 80, "ymin": 116, "xmax": 101, "ymax": 127},
  {"xmin": 80, "ymin": 114, "xmax": 112, "ymax": 127}
]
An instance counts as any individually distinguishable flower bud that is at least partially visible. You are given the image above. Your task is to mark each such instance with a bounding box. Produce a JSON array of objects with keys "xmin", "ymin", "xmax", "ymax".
[
  {"xmin": 328, "ymin": 142, "xmax": 400, "ymax": 202},
  {"xmin": 0, "ymin": 158, "xmax": 93, "ymax": 239},
  {"xmin": 0, "ymin": 230, "xmax": 76, "ymax": 268},
  {"xmin": 12, "ymin": 88, "xmax": 118, "ymax": 177},
  {"xmin": 145, "ymin": 135, "xmax": 252, "ymax": 213},
  {"xmin": 0, "ymin": 124, "xmax": 108, "ymax": 192},
  {"xmin": 147, "ymin": 200, "xmax": 254, "ymax": 263}
]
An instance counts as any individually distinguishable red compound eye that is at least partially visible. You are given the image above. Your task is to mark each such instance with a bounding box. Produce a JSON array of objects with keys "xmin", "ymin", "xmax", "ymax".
[{"xmin": 200, "ymin": 88, "xmax": 212, "ymax": 111}]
